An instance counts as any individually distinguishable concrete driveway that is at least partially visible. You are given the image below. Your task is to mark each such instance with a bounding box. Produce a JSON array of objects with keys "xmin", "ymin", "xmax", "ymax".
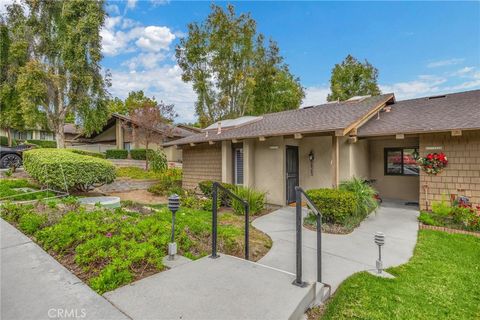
[{"xmin": 253, "ymin": 202, "xmax": 419, "ymax": 292}]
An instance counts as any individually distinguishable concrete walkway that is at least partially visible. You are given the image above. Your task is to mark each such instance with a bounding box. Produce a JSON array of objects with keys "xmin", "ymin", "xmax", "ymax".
[
  {"xmin": 253, "ymin": 202, "xmax": 419, "ymax": 292},
  {"xmin": 0, "ymin": 218, "xmax": 129, "ymax": 320}
]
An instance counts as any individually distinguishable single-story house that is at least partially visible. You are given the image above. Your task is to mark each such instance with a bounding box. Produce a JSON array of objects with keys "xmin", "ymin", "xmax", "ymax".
[
  {"xmin": 165, "ymin": 89, "xmax": 480, "ymax": 210},
  {"xmin": 0, "ymin": 123, "xmax": 81, "ymax": 146},
  {"xmin": 73, "ymin": 113, "xmax": 200, "ymax": 161}
]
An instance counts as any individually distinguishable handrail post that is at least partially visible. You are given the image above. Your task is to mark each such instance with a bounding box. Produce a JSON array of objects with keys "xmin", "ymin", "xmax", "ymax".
[
  {"xmin": 316, "ymin": 213, "xmax": 322, "ymax": 283},
  {"xmin": 210, "ymin": 182, "xmax": 219, "ymax": 259},
  {"xmin": 244, "ymin": 202, "xmax": 249, "ymax": 260},
  {"xmin": 293, "ymin": 187, "xmax": 307, "ymax": 287}
]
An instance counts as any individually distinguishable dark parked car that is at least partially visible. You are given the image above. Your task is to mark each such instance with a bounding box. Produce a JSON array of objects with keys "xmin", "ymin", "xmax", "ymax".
[{"xmin": 0, "ymin": 145, "xmax": 32, "ymax": 169}]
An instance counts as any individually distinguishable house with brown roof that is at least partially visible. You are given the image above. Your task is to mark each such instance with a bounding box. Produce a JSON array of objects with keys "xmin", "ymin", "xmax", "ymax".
[{"xmin": 165, "ymin": 89, "xmax": 480, "ymax": 209}]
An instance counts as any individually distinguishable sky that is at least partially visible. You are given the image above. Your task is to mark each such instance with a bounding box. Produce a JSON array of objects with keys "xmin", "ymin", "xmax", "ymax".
[{"xmin": 2, "ymin": 1, "xmax": 479, "ymax": 123}]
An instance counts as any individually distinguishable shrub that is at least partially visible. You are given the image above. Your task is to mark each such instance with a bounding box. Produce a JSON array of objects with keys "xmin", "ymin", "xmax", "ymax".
[
  {"xmin": 130, "ymin": 148, "xmax": 147, "ymax": 160},
  {"xmin": 432, "ymin": 200, "xmax": 453, "ymax": 216},
  {"xmin": 306, "ymin": 188, "xmax": 358, "ymax": 225},
  {"xmin": 339, "ymin": 177, "xmax": 378, "ymax": 217},
  {"xmin": 68, "ymin": 149, "xmax": 106, "ymax": 159},
  {"xmin": 198, "ymin": 180, "xmax": 236, "ymax": 206},
  {"xmin": 418, "ymin": 212, "xmax": 440, "ymax": 226},
  {"xmin": 26, "ymin": 140, "xmax": 57, "ymax": 148},
  {"xmin": 147, "ymin": 149, "xmax": 167, "ymax": 173},
  {"xmin": 451, "ymin": 206, "xmax": 480, "ymax": 231},
  {"xmin": 0, "ymin": 136, "xmax": 17, "ymax": 146},
  {"xmin": 106, "ymin": 149, "xmax": 128, "ymax": 159},
  {"xmin": 18, "ymin": 213, "xmax": 47, "ymax": 234},
  {"xmin": 23, "ymin": 149, "xmax": 116, "ymax": 192},
  {"xmin": 231, "ymin": 186, "xmax": 266, "ymax": 215}
]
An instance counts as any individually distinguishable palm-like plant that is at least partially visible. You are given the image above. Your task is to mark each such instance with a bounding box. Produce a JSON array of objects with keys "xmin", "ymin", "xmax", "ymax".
[{"xmin": 339, "ymin": 177, "xmax": 378, "ymax": 217}]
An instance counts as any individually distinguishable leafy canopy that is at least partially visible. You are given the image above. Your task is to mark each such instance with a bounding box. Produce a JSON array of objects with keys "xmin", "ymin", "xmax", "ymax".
[
  {"xmin": 327, "ymin": 55, "xmax": 381, "ymax": 102},
  {"xmin": 176, "ymin": 4, "xmax": 304, "ymax": 127}
]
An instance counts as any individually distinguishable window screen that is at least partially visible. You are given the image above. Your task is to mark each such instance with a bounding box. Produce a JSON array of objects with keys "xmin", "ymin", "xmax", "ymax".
[{"xmin": 234, "ymin": 147, "xmax": 244, "ymax": 185}]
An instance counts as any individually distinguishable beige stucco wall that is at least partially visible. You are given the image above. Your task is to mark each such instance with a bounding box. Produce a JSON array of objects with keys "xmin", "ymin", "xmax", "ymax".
[
  {"xmin": 182, "ymin": 144, "xmax": 222, "ymax": 190},
  {"xmin": 298, "ymin": 136, "xmax": 332, "ymax": 190},
  {"xmin": 368, "ymin": 137, "xmax": 420, "ymax": 202},
  {"xmin": 419, "ymin": 130, "xmax": 480, "ymax": 210},
  {"xmin": 164, "ymin": 146, "xmax": 183, "ymax": 162},
  {"xmin": 93, "ymin": 124, "xmax": 116, "ymax": 143}
]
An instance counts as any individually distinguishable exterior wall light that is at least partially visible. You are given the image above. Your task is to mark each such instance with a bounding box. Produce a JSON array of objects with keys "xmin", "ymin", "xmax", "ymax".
[
  {"xmin": 309, "ymin": 150, "xmax": 315, "ymax": 176},
  {"xmin": 168, "ymin": 194, "xmax": 180, "ymax": 260}
]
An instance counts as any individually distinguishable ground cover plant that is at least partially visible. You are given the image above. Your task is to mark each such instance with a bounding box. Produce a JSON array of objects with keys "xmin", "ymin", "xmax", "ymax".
[
  {"xmin": 0, "ymin": 179, "xmax": 55, "ymax": 201},
  {"xmin": 23, "ymin": 149, "xmax": 116, "ymax": 192},
  {"xmin": 0, "ymin": 201, "xmax": 271, "ymax": 294},
  {"xmin": 418, "ymin": 199, "xmax": 480, "ymax": 232},
  {"xmin": 309, "ymin": 230, "xmax": 480, "ymax": 319}
]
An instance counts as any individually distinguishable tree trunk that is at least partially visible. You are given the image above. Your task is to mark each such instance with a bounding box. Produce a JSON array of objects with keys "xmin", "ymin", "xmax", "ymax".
[
  {"xmin": 55, "ymin": 124, "xmax": 65, "ymax": 149},
  {"xmin": 145, "ymin": 141, "xmax": 149, "ymax": 171},
  {"xmin": 6, "ymin": 128, "xmax": 12, "ymax": 147}
]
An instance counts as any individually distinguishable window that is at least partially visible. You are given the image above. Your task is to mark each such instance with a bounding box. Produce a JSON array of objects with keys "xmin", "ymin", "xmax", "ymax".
[
  {"xmin": 233, "ymin": 147, "xmax": 244, "ymax": 185},
  {"xmin": 123, "ymin": 142, "xmax": 131, "ymax": 151},
  {"xmin": 384, "ymin": 147, "xmax": 419, "ymax": 176},
  {"xmin": 40, "ymin": 131, "xmax": 54, "ymax": 140},
  {"xmin": 13, "ymin": 130, "xmax": 32, "ymax": 141}
]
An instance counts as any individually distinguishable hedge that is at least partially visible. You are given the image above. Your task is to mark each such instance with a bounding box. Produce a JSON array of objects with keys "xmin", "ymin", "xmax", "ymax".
[
  {"xmin": 23, "ymin": 149, "xmax": 116, "ymax": 192},
  {"xmin": 68, "ymin": 149, "xmax": 106, "ymax": 159},
  {"xmin": 130, "ymin": 148, "xmax": 147, "ymax": 160},
  {"xmin": 26, "ymin": 140, "xmax": 57, "ymax": 148},
  {"xmin": 305, "ymin": 188, "xmax": 358, "ymax": 225},
  {"xmin": 106, "ymin": 149, "xmax": 128, "ymax": 159},
  {"xmin": 0, "ymin": 136, "xmax": 17, "ymax": 147}
]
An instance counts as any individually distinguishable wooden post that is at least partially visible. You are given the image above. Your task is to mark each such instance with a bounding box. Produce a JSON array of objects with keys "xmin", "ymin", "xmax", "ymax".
[{"xmin": 331, "ymin": 135, "xmax": 339, "ymax": 188}]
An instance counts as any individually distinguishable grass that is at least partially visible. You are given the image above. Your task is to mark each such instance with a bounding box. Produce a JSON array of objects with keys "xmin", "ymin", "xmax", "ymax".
[
  {"xmin": 311, "ymin": 230, "xmax": 480, "ymax": 319},
  {"xmin": 0, "ymin": 201, "xmax": 271, "ymax": 294},
  {"xmin": 0, "ymin": 179, "xmax": 55, "ymax": 201}
]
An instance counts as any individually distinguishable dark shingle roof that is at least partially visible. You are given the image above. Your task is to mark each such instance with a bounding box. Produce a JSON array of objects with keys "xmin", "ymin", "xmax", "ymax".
[
  {"xmin": 358, "ymin": 90, "xmax": 480, "ymax": 137},
  {"xmin": 165, "ymin": 94, "xmax": 394, "ymax": 146}
]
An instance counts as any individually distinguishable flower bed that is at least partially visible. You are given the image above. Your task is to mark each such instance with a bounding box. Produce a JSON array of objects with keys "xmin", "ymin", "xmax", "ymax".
[{"xmin": 418, "ymin": 200, "xmax": 480, "ymax": 232}]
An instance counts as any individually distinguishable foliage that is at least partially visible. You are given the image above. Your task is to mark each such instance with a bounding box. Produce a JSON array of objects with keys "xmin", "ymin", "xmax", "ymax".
[
  {"xmin": 23, "ymin": 149, "xmax": 116, "ymax": 192},
  {"xmin": 339, "ymin": 177, "xmax": 378, "ymax": 217},
  {"xmin": 9, "ymin": 0, "xmax": 109, "ymax": 148},
  {"xmin": 25, "ymin": 139, "xmax": 57, "ymax": 148},
  {"xmin": 451, "ymin": 205, "xmax": 480, "ymax": 231},
  {"xmin": 147, "ymin": 170, "xmax": 183, "ymax": 196},
  {"xmin": 305, "ymin": 188, "xmax": 358, "ymax": 225},
  {"xmin": 18, "ymin": 212, "xmax": 47, "ymax": 234},
  {"xmin": 419, "ymin": 204, "xmax": 480, "ymax": 232},
  {"xmin": 107, "ymin": 97, "xmax": 128, "ymax": 115},
  {"xmin": 106, "ymin": 149, "xmax": 128, "ymax": 159},
  {"xmin": 198, "ymin": 180, "xmax": 235, "ymax": 206},
  {"xmin": 418, "ymin": 152, "xmax": 448, "ymax": 175},
  {"xmin": 68, "ymin": 149, "xmax": 106, "ymax": 159},
  {"xmin": 327, "ymin": 54, "xmax": 381, "ymax": 102},
  {"xmin": 431, "ymin": 199, "xmax": 453, "ymax": 216},
  {"xmin": 147, "ymin": 149, "xmax": 168, "ymax": 173},
  {"xmin": 231, "ymin": 185, "xmax": 266, "ymax": 215},
  {"xmin": 130, "ymin": 148, "xmax": 147, "ymax": 160},
  {"xmin": 319, "ymin": 230, "xmax": 480, "ymax": 319},
  {"xmin": 0, "ymin": 179, "xmax": 54, "ymax": 201},
  {"xmin": 176, "ymin": 4, "xmax": 304, "ymax": 126},
  {"xmin": 0, "ymin": 136, "xmax": 17, "ymax": 146}
]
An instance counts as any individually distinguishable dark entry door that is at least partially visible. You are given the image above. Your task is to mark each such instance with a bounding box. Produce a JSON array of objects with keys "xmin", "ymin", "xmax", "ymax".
[{"xmin": 286, "ymin": 146, "xmax": 299, "ymax": 204}]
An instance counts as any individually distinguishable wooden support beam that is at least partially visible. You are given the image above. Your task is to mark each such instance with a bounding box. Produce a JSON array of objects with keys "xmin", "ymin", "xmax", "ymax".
[
  {"xmin": 294, "ymin": 133, "xmax": 303, "ymax": 139},
  {"xmin": 232, "ymin": 139, "xmax": 239, "ymax": 143},
  {"xmin": 335, "ymin": 130, "xmax": 344, "ymax": 137},
  {"xmin": 451, "ymin": 129, "xmax": 462, "ymax": 136},
  {"xmin": 349, "ymin": 128, "xmax": 358, "ymax": 136},
  {"xmin": 208, "ymin": 141, "xmax": 215, "ymax": 145},
  {"xmin": 189, "ymin": 143, "xmax": 196, "ymax": 147},
  {"xmin": 331, "ymin": 136, "xmax": 339, "ymax": 188},
  {"xmin": 259, "ymin": 136, "xmax": 266, "ymax": 141},
  {"xmin": 348, "ymin": 136, "xmax": 358, "ymax": 144},
  {"xmin": 396, "ymin": 133, "xmax": 405, "ymax": 140}
]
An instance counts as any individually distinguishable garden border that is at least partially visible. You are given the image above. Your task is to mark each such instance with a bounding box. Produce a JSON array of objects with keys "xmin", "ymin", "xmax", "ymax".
[{"xmin": 419, "ymin": 223, "xmax": 480, "ymax": 238}]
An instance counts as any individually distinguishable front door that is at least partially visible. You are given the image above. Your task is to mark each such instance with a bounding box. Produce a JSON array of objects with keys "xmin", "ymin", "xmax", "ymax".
[{"xmin": 286, "ymin": 146, "xmax": 299, "ymax": 204}]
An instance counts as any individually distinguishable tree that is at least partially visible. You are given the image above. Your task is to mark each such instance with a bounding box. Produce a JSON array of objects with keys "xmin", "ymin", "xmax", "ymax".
[
  {"xmin": 176, "ymin": 4, "xmax": 304, "ymax": 127},
  {"xmin": 327, "ymin": 55, "xmax": 381, "ymax": 102},
  {"xmin": 10, "ymin": 0, "xmax": 109, "ymax": 148},
  {"xmin": 107, "ymin": 91, "xmax": 157, "ymax": 116},
  {"xmin": 107, "ymin": 97, "xmax": 128, "ymax": 115},
  {"xmin": 0, "ymin": 4, "xmax": 29, "ymax": 146},
  {"xmin": 127, "ymin": 102, "xmax": 177, "ymax": 170}
]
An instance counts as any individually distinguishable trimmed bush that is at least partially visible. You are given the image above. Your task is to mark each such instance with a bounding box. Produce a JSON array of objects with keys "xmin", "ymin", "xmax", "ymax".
[
  {"xmin": 68, "ymin": 149, "xmax": 106, "ymax": 159},
  {"xmin": 147, "ymin": 149, "xmax": 167, "ymax": 173},
  {"xmin": 26, "ymin": 140, "xmax": 57, "ymax": 148},
  {"xmin": 23, "ymin": 149, "xmax": 116, "ymax": 192},
  {"xmin": 130, "ymin": 148, "xmax": 147, "ymax": 160},
  {"xmin": 306, "ymin": 188, "xmax": 358, "ymax": 225},
  {"xmin": 106, "ymin": 149, "xmax": 128, "ymax": 159},
  {"xmin": 231, "ymin": 186, "xmax": 266, "ymax": 215},
  {"xmin": 0, "ymin": 136, "xmax": 17, "ymax": 146}
]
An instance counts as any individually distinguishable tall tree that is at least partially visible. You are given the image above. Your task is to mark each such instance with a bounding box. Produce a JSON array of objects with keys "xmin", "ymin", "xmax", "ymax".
[
  {"xmin": 0, "ymin": 4, "xmax": 29, "ymax": 146},
  {"xmin": 11, "ymin": 0, "xmax": 109, "ymax": 148},
  {"xmin": 176, "ymin": 4, "xmax": 304, "ymax": 127},
  {"xmin": 327, "ymin": 55, "xmax": 381, "ymax": 102},
  {"xmin": 107, "ymin": 91, "xmax": 157, "ymax": 116}
]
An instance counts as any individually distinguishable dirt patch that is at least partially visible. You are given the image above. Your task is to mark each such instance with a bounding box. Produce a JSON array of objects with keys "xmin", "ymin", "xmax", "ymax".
[{"xmin": 110, "ymin": 189, "xmax": 167, "ymax": 205}]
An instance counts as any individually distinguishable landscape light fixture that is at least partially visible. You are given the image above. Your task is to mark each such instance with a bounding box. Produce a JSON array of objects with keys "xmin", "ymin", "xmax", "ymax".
[
  {"xmin": 374, "ymin": 232, "xmax": 385, "ymax": 274},
  {"xmin": 168, "ymin": 194, "xmax": 180, "ymax": 260}
]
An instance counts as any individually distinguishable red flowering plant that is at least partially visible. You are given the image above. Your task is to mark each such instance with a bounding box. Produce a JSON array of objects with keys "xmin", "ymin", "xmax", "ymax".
[{"xmin": 418, "ymin": 152, "xmax": 448, "ymax": 175}]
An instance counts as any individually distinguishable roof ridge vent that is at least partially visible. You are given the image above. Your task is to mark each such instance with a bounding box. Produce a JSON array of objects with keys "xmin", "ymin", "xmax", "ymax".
[{"xmin": 427, "ymin": 94, "xmax": 447, "ymax": 100}]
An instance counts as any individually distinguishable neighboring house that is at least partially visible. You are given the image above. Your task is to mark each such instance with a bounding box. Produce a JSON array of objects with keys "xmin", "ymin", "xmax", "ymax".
[
  {"xmin": 74, "ymin": 113, "xmax": 200, "ymax": 162},
  {"xmin": 0, "ymin": 124, "xmax": 78, "ymax": 145},
  {"xmin": 165, "ymin": 89, "xmax": 480, "ymax": 210}
]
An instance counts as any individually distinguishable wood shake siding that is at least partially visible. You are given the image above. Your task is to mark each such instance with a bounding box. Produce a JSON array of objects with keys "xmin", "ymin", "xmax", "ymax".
[
  {"xmin": 419, "ymin": 130, "xmax": 480, "ymax": 210},
  {"xmin": 182, "ymin": 144, "xmax": 222, "ymax": 190}
]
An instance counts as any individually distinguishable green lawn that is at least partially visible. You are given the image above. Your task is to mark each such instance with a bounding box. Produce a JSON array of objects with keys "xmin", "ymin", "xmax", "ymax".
[
  {"xmin": 0, "ymin": 179, "xmax": 54, "ymax": 201},
  {"xmin": 317, "ymin": 230, "xmax": 480, "ymax": 319}
]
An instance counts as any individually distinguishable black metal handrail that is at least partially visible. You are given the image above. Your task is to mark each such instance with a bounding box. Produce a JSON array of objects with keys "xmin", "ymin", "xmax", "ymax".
[
  {"xmin": 293, "ymin": 186, "xmax": 323, "ymax": 287},
  {"xmin": 210, "ymin": 182, "xmax": 250, "ymax": 260}
]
